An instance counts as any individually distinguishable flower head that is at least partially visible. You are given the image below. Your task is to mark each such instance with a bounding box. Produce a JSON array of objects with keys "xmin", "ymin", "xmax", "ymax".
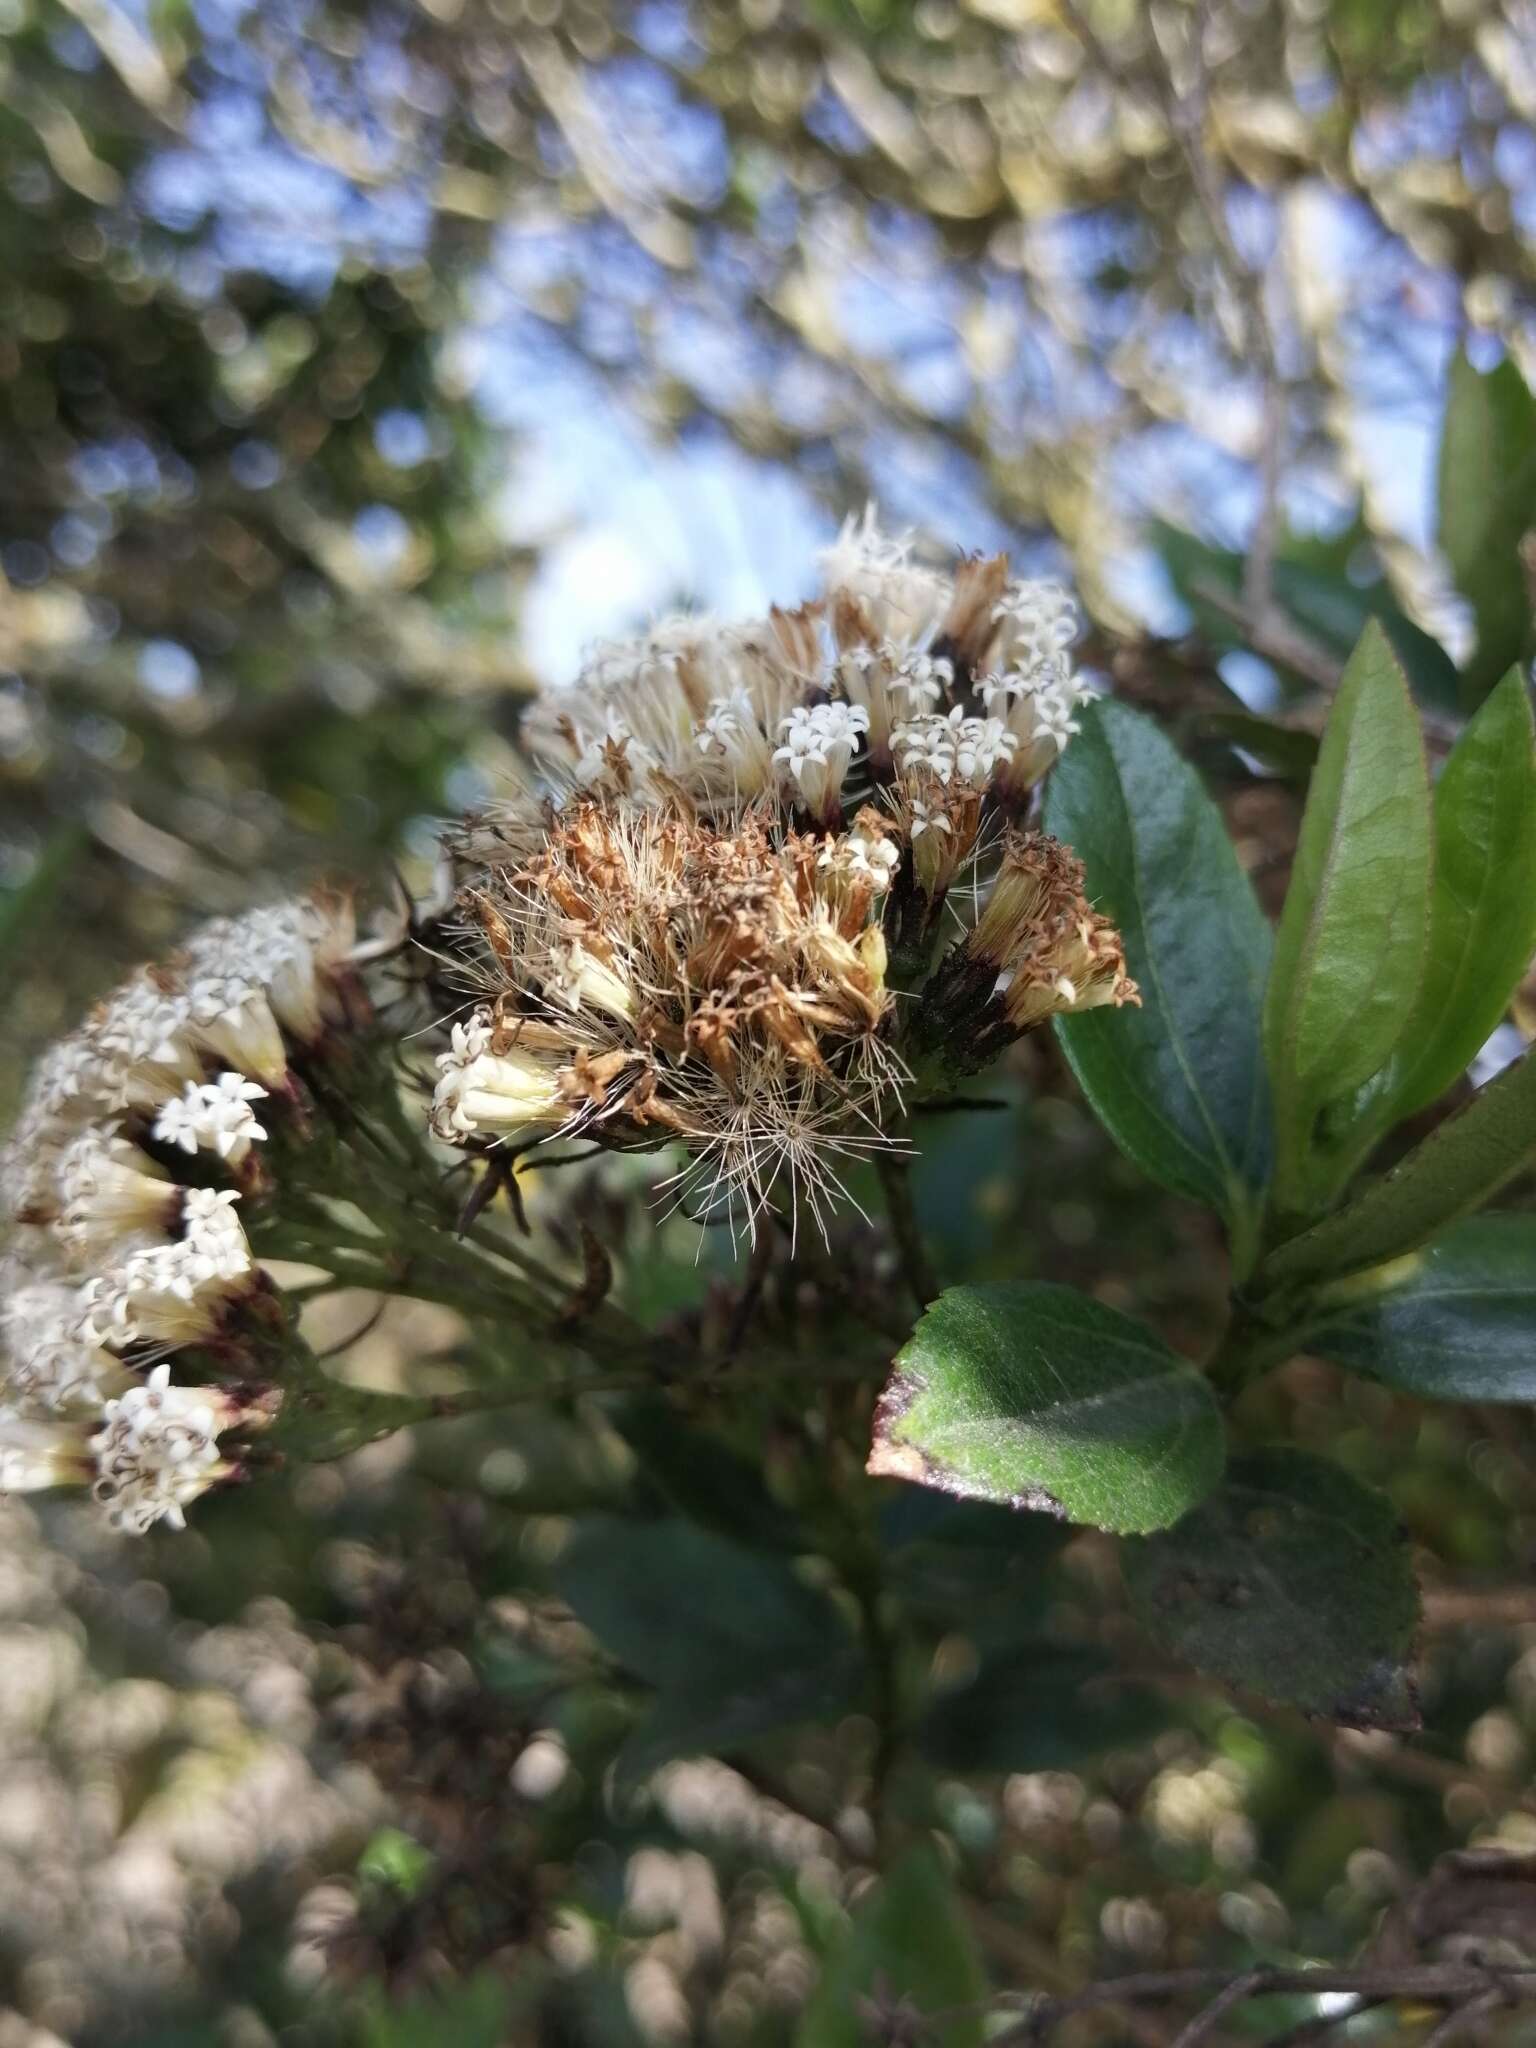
[
  {"xmin": 90, "ymin": 1363, "xmax": 242, "ymax": 1535},
  {"xmin": 430, "ymin": 510, "xmax": 1120, "ymax": 1237},
  {"xmin": 1, "ymin": 892, "xmax": 365, "ymax": 1535},
  {"xmin": 911, "ymin": 831, "xmax": 1140, "ymax": 1071}
]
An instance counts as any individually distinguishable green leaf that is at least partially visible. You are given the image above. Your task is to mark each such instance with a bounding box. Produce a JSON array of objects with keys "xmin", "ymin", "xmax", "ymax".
[
  {"xmin": 555, "ymin": 1516, "xmax": 862, "ymax": 1785},
  {"xmin": 869, "ymin": 1283, "xmax": 1224, "ymax": 1535},
  {"xmin": 1154, "ymin": 516, "xmax": 1462, "ymax": 714},
  {"xmin": 1198, "ymin": 709, "xmax": 1322, "ymax": 785},
  {"xmin": 1261, "ymin": 1044, "xmax": 1536, "ymax": 1291},
  {"xmin": 1263, "ymin": 620, "xmax": 1432, "ymax": 1209},
  {"xmin": 882, "ymin": 1493, "xmax": 1071, "ymax": 1622},
  {"xmin": 920, "ymin": 1641, "xmax": 1164, "ymax": 1773},
  {"xmin": 1311, "ymin": 1217, "xmax": 1536, "ymax": 1401},
  {"xmin": 610, "ymin": 1396, "xmax": 804, "ymax": 1551},
  {"xmin": 1043, "ymin": 698, "xmax": 1272, "ymax": 1244},
  {"xmin": 1438, "ymin": 347, "xmax": 1536, "ymax": 706},
  {"xmin": 1388, "ymin": 668, "xmax": 1536, "ymax": 1119},
  {"xmin": 1123, "ymin": 1449, "xmax": 1420, "ymax": 1730},
  {"xmin": 796, "ymin": 1846, "xmax": 986, "ymax": 2048}
]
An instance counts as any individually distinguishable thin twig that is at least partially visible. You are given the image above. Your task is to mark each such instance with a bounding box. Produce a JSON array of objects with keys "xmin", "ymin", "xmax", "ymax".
[
  {"xmin": 912, "ymin": 1096, "xmax": 1010, "ymax": 1116},
  {"xmin": 1168, "ymin": 1970, "xmax": 1267, "ymax": 2048},
  {"xmin": 1058, "ymin": 0, "xmax": 1345, "ymax": 690},
  {"xmin": 994, "ymin": 1965, "xmax": 1536, "ymax": 2046},
  {"xmin": 1190, "ymin": 575, "xmax": 1342, "ymax": 692},
  {"xmin": 720, "ymin": 1224, "xmax": 776, "ymax": 1364},
  {"xmin": 314, "ymin": 1296, "xmax": 388, "ymax": 1360},
  {"xmin": 1420, "ymin": 1987, "xmax": 1510, "ymax": 2048},
  {"xmin": 876, "ymin": 1148, "xmax": 938, "ymax": 1311},
  {"xmin": 1423, "ymin": 1584, "xmax": 1536, "ymax": 1629},
  {"xmin": 1244, "ymin": 376, "xmax": 1288, "ymax": 622},
  {"xmin": 1260, "ymin": 1993, "xmax": 1385, "ymax": 2048}
]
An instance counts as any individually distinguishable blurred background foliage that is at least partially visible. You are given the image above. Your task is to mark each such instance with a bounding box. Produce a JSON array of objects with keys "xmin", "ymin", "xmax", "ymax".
[{"xmin": 5, "ymin": 0, "xmax": 1536, "ymax": 2042}]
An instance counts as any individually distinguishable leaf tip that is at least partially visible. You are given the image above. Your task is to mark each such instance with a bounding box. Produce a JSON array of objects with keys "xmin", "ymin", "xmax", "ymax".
[
  {"xmin": 1330, "ymin": 1661, "xmax": 1422, "ymax": 1736},
  {"xmin": 867, "ymin": 1368, "xmax": 928, "ymax": 1486}
]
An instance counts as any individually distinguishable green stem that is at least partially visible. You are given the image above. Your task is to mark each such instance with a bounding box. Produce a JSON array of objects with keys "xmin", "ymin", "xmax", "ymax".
[
  {"xmin": 271, "ymin": 1348, "xmax": 896, "ymax": 1464},
  {"xmin": 1203, "ymin": 1302, "xmax": 1316, "ymax": 1400}
]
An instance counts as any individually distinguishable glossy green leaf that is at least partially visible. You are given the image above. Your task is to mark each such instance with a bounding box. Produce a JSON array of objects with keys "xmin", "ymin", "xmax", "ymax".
[
  {"xmin": 919, "ymin": 1641, "xmax": 1163, "ymax": 1773},
  {"xmin": 1438, "ymin": 348, "xmax": 1536, "ymax": 705},
  {"xmin": 1389, "ymin": 668, "xmax": 1536, "ymax": 1118},
  {"xmin": 556, "ymin": 1516, "xmax": 863, "ymax": 1784},
  {"xmin": 1312, "ymin": 1217, "xmax": 1536, "ymax": 1400},
  {"xmin": 1263, "ymin": 620, "xmax": 1431, "ymax": 1208},
  {"xmin": 1043, "ymin": 698, "xmax": 1272, "ymax": 1242},
  {"xmin": 869, "ymin": 1283, "xmax": 1224, "ymax": 1535},
  {"xmin": 797, "ymin": 1845, "xmax": 985, "ymax": 2048},
  {"xmin": 1261, "ymin": 1044, "xmax": 1536, "ymax": 1291},
  {"xmin": 1124, "ymin": 1449, "xmax": 1420, "ymax": 1730}
]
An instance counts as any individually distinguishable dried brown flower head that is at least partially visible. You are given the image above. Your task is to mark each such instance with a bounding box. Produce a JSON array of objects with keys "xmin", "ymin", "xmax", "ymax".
[{"xmin": 429, "ymin": 511, "xmax": 1138, "ymax": 1236}]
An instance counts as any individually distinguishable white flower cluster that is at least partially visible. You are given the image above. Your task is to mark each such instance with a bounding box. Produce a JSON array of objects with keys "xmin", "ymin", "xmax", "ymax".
[
  {"xmin": 0, "ymin": 893, "xmax": 359, "ymax": 1534},
  {"xmin": 90, "ymin": 1363, "xmax": 230, "ymax": 1535},
  {"xmin": 518, "ymin": 507, "xmax": 1091, "ymax": 836}
]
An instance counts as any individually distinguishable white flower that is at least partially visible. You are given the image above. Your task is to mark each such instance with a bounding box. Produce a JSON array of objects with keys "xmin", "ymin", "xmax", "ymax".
[
  {"xmin": 81, "ymin": 1190, "xmax": 252, "ymax": 1346},
  {"xmin": 774, "ymin": 701, "xmax": 869, "ymax": 773},
  {"xmin": 544, "ymin": 937, "xmax": 635, "ymax": 1024},
  {"xmin": 909, "ymin": 798, "xmax": 952, "ymax": 840},
  {"xmin": 180, "ymin": 955, "xmax": 289, "ymax": 1091},
  {"xmin": 442, "ymin": 1011, "xmax": 493, "ymax": 1064},
  {"xmin": 885, "ymin": 648, "xmax": 954, "ymax": 711},
  {"xmin": 951, "ymin": 715, "xmax": 1018, "ymax": 787},
  {"xmin": 91, "ymin": 972, "xmax": 201, "ymax": 1111},
  {"xmin": 236, "ymin": 896, "xmax": 356, "ymax": 1042},
  {"xmin": 180, "ymin": 1187, "xmax": 253, "ymax": 1284},
  {"xmin": 698, "ymin": 694, "xmax": 744, "ymax": 753},
  {"xmin": 54, "ymin": 1126, "xmax": 179, "ymax": 1261},
  {"xmin": 893, "ymin": 712, "xmax": 957, "ymax": 785},
  {"xmin": 773, "ymin": 701, "xmax": 870, "ymax": 819},
  {"xmin": 17, "ymin": 1034, "xmax": 99, "ymax": 1123},
  {"xmin": 696, "ymin": 690, "xmax": 777, "ymax": 795},
  {"xmin": 153, "ymin": 1073, "xmax": 270, "ymax": 1162},
  {"xmin": 820, "ymin": 833, "xmax": 900, "ymax": 890},
  {"xmin": 432, "ymin": 1009, "xmax": 567, "ymax": 1141},
  {"xmin": 820, "ymin": 506, "xmax": 951, "ymax": 644},
  {"xmin": 991, "ymin": 579, "xmax": 1079, "ymax": 672},
  {"xmin": 976, "ymin": 668, "xmax": 1088, "ymax": 793},
  {"xmin": 0, "ymin": 1268, "xmax": 130, "ymax": 1411},
  {"xmin": 90, "ymin": 1363, "xmax": 230, "ymax": 1535}
]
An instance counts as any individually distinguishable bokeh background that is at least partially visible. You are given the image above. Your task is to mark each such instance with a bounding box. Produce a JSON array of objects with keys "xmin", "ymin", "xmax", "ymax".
[{"xmin": 5, "ymin": 1, "xmax": 1536, "ymax": 2042}]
